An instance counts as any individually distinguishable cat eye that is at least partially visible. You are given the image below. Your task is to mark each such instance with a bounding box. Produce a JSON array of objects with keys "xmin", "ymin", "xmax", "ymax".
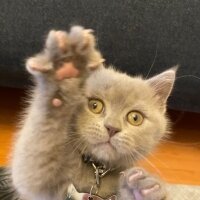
[
  {"xmin": 88, "ymin": 99, "xmax": 104, "ymax": 114},
  {"xmin": 127, "ymin": 111, "xmax": 144, "ymax": 126}
]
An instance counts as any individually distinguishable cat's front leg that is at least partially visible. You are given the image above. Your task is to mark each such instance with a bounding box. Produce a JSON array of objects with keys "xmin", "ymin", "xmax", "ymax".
[
  {"xmin": 11, "ymin": 26, "xmax": 104, "ymax": 200},
  {"xmin": 118, "ymin": 167, "xmax": 167, "ymax": 200},
  {"xmin": 26, "ymin": 26, "xmax": 104, "ymax": 96}
]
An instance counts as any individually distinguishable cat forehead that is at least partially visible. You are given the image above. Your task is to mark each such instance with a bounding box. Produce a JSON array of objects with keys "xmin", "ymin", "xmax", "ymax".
[{"xmin": 85, "ymin": 67, "xmax": 153, "ymax": 104}]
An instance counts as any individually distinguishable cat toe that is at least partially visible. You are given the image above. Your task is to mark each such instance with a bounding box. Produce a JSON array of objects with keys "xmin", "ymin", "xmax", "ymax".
[
  {"xmin": 45, "ymin": 30, "xmax": 69, "ymax": 54},
  {"xmin": 69, "ymin": 26, "xmax": 95, "ymax": 55},
  {"xmin": 135, "ymin": 176, "xmax": 167, "ymax": 200},
  {"xmin": 26, "ymin": 54, "xmax": 53, "ymax": 75},
  {"xmin": 141, "ymin": 184, "xmax": 160, "ymax": 196},
  {"xmin": 26, "ymin": 30, "xmax": 69, "ymax": 75},
  {"xmin": 120, "ymin": 168, "xmax": 167, "ymax": 200},
  {"xmin": 68, "ymin": 26, "xmax": 104, "ymax": 69},
  {"xmin": 125, "ymin": 167, "xmax": 147, "ymax": 188}
]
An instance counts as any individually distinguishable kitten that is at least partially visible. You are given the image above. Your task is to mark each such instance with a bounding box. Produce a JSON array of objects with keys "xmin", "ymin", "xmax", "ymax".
[{"xmin": 10, "ymin": 26, "xmax": 176, "ymax": 200}]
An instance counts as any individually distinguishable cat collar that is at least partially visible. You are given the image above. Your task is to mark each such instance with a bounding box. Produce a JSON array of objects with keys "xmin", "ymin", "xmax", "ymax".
[
  {"xmin": 65, "ymin": 155, "xmax": 117, "ymax": 200},
  {"xmin": 82, "ymin": 154, "xmax": 115, "ymax": 190},
  {"xmin": 82, "ymin": 154, "xmax": 116, "ymax": 199}
]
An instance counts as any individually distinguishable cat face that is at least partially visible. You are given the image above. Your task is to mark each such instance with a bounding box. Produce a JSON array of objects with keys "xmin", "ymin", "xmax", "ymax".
[{"xmin": 75, "ymin": 66, "xmax": 176, "ymax": 167}]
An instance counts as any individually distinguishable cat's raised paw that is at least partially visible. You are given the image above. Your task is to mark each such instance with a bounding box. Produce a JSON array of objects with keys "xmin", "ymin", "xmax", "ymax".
[
  {"xmin": 26, "ymin": 26, "xmax": 104, "ymax": 78},
  {"xmin": 120, "ymin": 168, "xmax": 167, "ymax": 200}
]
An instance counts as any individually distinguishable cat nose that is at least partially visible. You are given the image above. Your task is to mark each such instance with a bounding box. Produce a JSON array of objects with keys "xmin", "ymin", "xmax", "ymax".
[{"xmin": 105, "ymin": 125, "xmax": 121, "ymax": 137}]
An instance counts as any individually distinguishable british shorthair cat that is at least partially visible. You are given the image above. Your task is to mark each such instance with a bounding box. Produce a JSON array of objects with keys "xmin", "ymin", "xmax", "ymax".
[{"xmin": 11, "ymin": 26, "xmax": 176, "ymax": 200}]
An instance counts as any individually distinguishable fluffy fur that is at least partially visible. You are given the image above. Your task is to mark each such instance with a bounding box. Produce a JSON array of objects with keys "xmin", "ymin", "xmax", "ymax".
[{"xmin": 11, "ymin": 26, "xmax": 176, "ymax": 200}]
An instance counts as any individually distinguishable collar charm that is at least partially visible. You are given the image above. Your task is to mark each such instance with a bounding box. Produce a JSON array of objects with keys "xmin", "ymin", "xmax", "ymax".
[
  {"xmin": 66, "ymin": 154, "xmax": 117, "ymax": 200},
  {"xmin": 66, "ymin": 184, "xmax": 117, "ymax": 200},
  {"xmin": 82, "ymin": 154, "xmax": 115, "ymax": 191},
  {"xmin": 92, "ymin": 162, "xmax": 112, "ymax": 188}
]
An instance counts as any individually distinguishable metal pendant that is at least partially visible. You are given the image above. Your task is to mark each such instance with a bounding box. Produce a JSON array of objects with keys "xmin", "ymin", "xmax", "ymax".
[
  {"xmin": 92, "ymin": 162, "xmax": 112, "ymax": 188},
  {"xmin": 66, "ymin": 184, "xmax": 117, "ymax": 200},
  {"xmin": 68, "ymin": 155, "xmax": 117, "ymax": 200}
]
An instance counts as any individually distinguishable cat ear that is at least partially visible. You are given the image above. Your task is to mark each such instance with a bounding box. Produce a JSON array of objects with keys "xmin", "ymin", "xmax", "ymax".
[{"xmin": 147, "ymin": 66, "xmax": 178, "ymax": 105}]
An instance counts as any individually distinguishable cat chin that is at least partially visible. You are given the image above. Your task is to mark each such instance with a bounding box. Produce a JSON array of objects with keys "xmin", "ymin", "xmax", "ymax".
[{"xmin": 90, "ymin": 143, "xmax": 119, "ymax": 163}]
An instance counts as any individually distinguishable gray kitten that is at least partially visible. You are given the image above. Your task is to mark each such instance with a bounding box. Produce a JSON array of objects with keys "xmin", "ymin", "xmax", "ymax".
[{"xmin": 11, "ymin": 26, "xmax": 176, "ymax": 200}]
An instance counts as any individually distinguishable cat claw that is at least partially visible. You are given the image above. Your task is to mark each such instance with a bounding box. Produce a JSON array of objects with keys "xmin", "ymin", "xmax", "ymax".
[{"xmin": 120, "ymin": 167, "xmax": 167, "ymax": 200}]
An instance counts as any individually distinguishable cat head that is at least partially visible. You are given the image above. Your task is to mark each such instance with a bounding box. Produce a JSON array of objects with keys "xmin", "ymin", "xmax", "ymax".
[{"xmin": 75, "ymin": 66, "xmax": 176, "ymax": 168}]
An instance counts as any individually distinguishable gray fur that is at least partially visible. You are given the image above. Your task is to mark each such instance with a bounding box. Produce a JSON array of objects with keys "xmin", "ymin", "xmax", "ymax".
[{"xmin": 11, "ymin": 26, "xmax": 175, "ymax": 200}]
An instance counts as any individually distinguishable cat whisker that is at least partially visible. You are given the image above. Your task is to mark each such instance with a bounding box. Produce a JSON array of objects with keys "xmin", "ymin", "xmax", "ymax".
[
  {"xmin": 124, "ymin": 147, "xmax": 138, "ymax": 165},
  {"xmin": 147, "ymin": 152, "xmax": 170, "ymax": 168},
  {"xmin": 136, "ymin": 146, "xmax": 188, "ymax": 183},
  {"xmin": 145, "ymin": 42, "xmax": 159, "ymax": 79},
  {"xmin": 122, "ymin": 153, "xmax": 133, "ymax": 167},
  {"xmin": 159, "ymin": 138, "xmax": 200, "ymax": 147},
  {"xmin": 65, "ymin": 138, "xmax": 81, "ymax": 146},
  {"xmin": 132, "ymin": 149, "xmax": 164, "ymax": 177},
  {"xmin": 80, "ymin": 144, "xmax": 88, "ymax": 155},
  {"xmin": 135, "ymin": 146, "xmax": 167, "ymax": 169},
  {"xmin": 126, "ymin": 154, "xmax": 132, "ymax": 165},
  {"xmin": 75, "ymin": 137, "xmax": 88, "ymax": 155},
  {"xmin": 70, "ymin": 137, "xmax": 89, "ymax": 156},
  {"xmin": 66, "ymin": 137, "xmax": 81, "ymax": 148},
  {"xmin": 176, "ymin": 74, "xmax": 200, "ymax": 81}
]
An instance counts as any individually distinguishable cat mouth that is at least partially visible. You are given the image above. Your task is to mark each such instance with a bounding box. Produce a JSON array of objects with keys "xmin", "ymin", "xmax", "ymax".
[{"xmin": 98, "ymin": 141, "xmax": 115, "ymax": 150}]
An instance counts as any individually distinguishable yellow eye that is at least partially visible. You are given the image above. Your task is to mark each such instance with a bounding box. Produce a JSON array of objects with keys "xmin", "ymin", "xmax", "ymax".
[
  {"xmin": 88, "ymin": 99, "xmax": 104, "ymax": 114},
  {"xmin": 127, "ymin": 111, "xmax": 144, "ymax": 126}
]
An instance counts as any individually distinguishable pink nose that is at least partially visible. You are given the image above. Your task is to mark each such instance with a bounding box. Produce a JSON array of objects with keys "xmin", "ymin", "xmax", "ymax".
[{"xmin": 105, "ymin": 125, "xmax": 121, "ymax": 137}]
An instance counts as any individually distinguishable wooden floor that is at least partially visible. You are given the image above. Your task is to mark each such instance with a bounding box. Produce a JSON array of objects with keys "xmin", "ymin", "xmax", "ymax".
[{"xmin": 0, "ymin": 87, "xmax": 200, "ymax": 185}]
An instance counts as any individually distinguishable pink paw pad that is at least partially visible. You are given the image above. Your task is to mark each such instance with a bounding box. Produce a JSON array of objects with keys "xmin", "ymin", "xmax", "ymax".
[
  {"xmin": 55, "ymin": 62, "xmax": 79, "ymax": 80},
  {"xmin": 52, "ymin": 98, "xmax": 63, "ymax": 107}
]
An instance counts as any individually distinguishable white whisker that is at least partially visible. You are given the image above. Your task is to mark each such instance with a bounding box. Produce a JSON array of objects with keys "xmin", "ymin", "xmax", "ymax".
[
  {"xmin": 146, "ymin": 43, "xmax": 158, "ymax": 79},
  {"xmin": 133, "ymin": 149, "xmax": 163, "ymax": 177},
  {"xmin": 176, "ymin": 74, "xmax": 200, "ymax": 81}
]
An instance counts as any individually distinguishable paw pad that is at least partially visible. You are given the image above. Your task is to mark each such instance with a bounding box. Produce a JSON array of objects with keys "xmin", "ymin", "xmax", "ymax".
[
  {"xmin": 52, "ymin": 98, "xmax": 63, "ymax": 107},
  {"xmin": 55, "ymin": 62, "xmax": 79, "ymax": 80}
]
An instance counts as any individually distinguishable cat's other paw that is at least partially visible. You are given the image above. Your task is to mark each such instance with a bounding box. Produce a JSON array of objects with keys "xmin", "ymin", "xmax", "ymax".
[
  {"xmin": 119, "ymin": 167, "xmax": 167, "ymax": 200},
  {"xmin": 26, "ymin": 26, "xmax": 104, "ymax": 79}
]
